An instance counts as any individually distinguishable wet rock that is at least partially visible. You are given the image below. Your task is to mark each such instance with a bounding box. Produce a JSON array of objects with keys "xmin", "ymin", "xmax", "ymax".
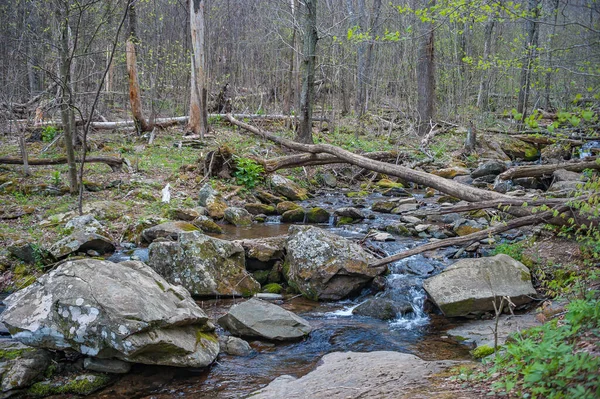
[
  {"xmin": 471, "ymin": 161, "xmax": 507, "ymax": 178},
  {"xmin": 305, "ymin": 207, "xmax": 330, "ymax": 223},
  {"xmin": 427, "ymin": 213, "xmax": 462, "ymax": 224},
  {"xmin": 254, "ymin": 190, "xmax": 286, "ymax": 205},
  {"xmin": 431, "ymin": 167, "xmax": 470, "ymax": 179},
  {"xmin": 385, "ymin": 224, "xmax": 412, "ymax": 237},
  {"xmin": 334, "ymin": 207, "xmax": 365, "ymax": 220},
  {"xmin": 492, "ymin": 180, "xmax": 512, "ymax": 193},
  {"xmin": 49, "ymin": 231, "xmax": 115, "ymax": 259},
  {"xmin": 141, "ymin": 221, "xmax": 199, "ymax": 243},
  {"xmin": 198, "ymin": 183, "xmax": 228, "ymax": 219},
  {"xmin": 423, "ymin": 254, "xmax": 537, "ymax": 317},
  {"xmin": 0, "ymin": 259, "xmax": 219, "ymax": 368},
  {"xmin": 399, "ymin": 215, "xmax": 421, "ymax": 224},
  {"xmin": 0, "ymin": 340, "xmax": 52, "ymax": 393},
  {"xmin": 121, "ymin": 216, "xmax": 166, "ymax": 245},
  {"xmin": 251, "ymin": 351, "xmax": 459, "ymax": 399},
  {"xmin": 368, "ymin": 232, "xmax": 395, "ymax": 242},
  {"xmin": 218, "ymin": 336, "xmax": 253, "ymax": 356},
  {"xmin": 453, "ymin": 219, "xmax": 485, "ymax": 236},
  {"xmin": 285, "ymin": 226, "xmax": 384, "ymax": 301},
  {"xmin": 270, "ymin": 175, "xmax": 308, "ymax": 201},
  {"xmin": 321, "ymin": 172, "xmax": 337, "ymax": 187},
  {"xmin": 371, "ymin": 200, "xmax": 397, "ymax": 213},
  {"xmin": 381, "ymin": 187, "xmax": 411, "ymax": 197},
  {"xmin": 513, "ymin": 177, "xmax": 543, "ymax": 189},
  {"xmin": 167, "ymin": 207, "xmax": 205, "ymax": 221},
  {"xmin": 446, "ymin": 314, "xmax": 541, "ymax": 348},
  {"xmin": 352, "ymin": 297, "xmax": 412, "ymax": 320},
  {"xmin": 276, "ymin": 201, "xmax": 302, "ymax": 214},
  {"xmin": 27, "ymin": 373, "xmax": 113, "ymax": 396},
  {"xmin": 218, "ymin": 298, "xmax": 311, "ymax": 341},
  {"xmin": 245, "ymin": 203, "xmax": 277, "ymax": 215},
  {"xmin": 472, "ymin": 174, "xmax": 497, "ymax": 187},
  {"xmin": 224, "ymin": 207, "xmax": 253, "ymax": 226},
  {"xmin": 453, "ymin": 175, "xmax": 474, "ymax": 185},
  {"xmin": 83, "ymin": 358, "xmax": 131, "ymax": 374},
  {"xmin": 148, "ymin": 231, "xmax": 260, "ymax": 297},
  {"xmin": 281, "ymin": 208, "xmax": 306, "ymax": 223},
  {"xmin": 192, "ymin": 215, "xmax": 223, "ymax": 234}
]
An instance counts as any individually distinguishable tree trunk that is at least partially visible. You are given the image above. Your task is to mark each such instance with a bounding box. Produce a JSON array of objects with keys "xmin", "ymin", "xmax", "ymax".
[
  {"xmin": 516, "ymin": 0, "xmax": 540, "ymax": 117},
  {"xmin": 543, "ymin": 0, "xmax": 560, "ymax": 110},
  {"xmin": 417, "ymin": 0, "xmax": 435, "ymax": 136},
  {"xmin": 283, "ymin": 0, "xmax": 296, "ymax": 116},
  {"xmin": 126, "ymin": 2, "xmax": 148, "ymax": 133},
  {"xmin": 297, "ymin": 0, "xmax": 317, "ymax": 144},
  {"xmin": 57, "ymin": 2, "xmax": 78, "ymax": 194},
  {"xmin": 188, "ymin": 0, "xmax": 208, "ymax": 139},
  {"xmin": 476, "ymin": 18, "xmax": 495, "ymax": 110},
  {"xmin": 355, "ymin": 0, "xmax": 382, "ymax": 118}
]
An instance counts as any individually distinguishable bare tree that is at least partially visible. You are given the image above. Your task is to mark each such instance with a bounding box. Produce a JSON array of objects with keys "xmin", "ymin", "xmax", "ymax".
[
  {"xmin": 516, "ymin": 0, "xmax": 540, "ymax": 118},
  {"xmin": 297, "ymin": 0, "xmax": 317, "ymax": 144},
  {"xmin": 417, "ymin": 0, "xmax": 435, "ymax": 136},
  {"xmin": 188, "ymin": 0, "xmax": 208, "ymax": 138},
  {"xmin": 126, "ymin": 1, "xmax": 150, "ymax": 133}
]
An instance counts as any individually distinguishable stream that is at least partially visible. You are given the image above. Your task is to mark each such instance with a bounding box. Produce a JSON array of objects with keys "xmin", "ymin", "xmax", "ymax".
[{"xmin": 96, "ymin": 190, "xmax": 477, "ymax": 398}]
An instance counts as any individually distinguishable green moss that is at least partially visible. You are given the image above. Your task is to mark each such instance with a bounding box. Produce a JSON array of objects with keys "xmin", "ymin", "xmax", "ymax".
[
  {"xmin": 28, "ymin": 374, "xmax": 112, "ymax": 397},
  {"xmin": 28, "ymin": 382, "xmax": 53, "ymax": 397},
  {"xmin": 155, "ymin": 279, "xmax": 165, "ymax": 291},
  {"xmin": 376, "ymin": 178, "xmax": 404, "ymax": 189},
  {"xmin": 305, "ymin": 207, "xmax": 330, "ymax": 223},
  {"xmin": 0, "ymin": 348, "xmax": 30, "ymax": 360},
  {"xmin": 471, "ymin": 344, "xmax": 495, "ymax": 359},
  {"xmin": 282, "ymin": 261, "xmax": 291, "ymax": 280},
  {"xmin": 440, "ymin": 298, "xmax": 476, "ymax": 317},
  {"xmin": 281, "ymin": 208, "xmax": 305, "ymax": 223},
  {"xmin": 346, "ymin": 191, "xmax": 368, "ymax": 198},
  {"xmin": 196, "ymin": 330, "xmax": 218, "ymax": 348},
  {"xmin": 336, "ymin": 216, "xmax": 355, "ymax": 226},
  {"xmin": 252, "ymin": 270, "xmax": 270, "ymax": 285},
  {"xmin": 263, "ymin": 283, "xmax": 283, "ymax": 294},
  {"xmin": 521, "ymin": 270, "xmax": 532, "ymax": 282}
]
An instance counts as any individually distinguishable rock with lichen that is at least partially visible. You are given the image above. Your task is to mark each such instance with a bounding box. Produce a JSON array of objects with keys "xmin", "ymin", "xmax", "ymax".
[{"xmin": 0, "ymin": 259, "xmax": 219, "ymax": 368}]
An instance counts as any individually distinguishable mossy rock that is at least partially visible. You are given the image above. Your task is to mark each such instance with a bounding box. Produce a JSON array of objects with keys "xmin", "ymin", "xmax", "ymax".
[
  {"xmin": 263, "ymin": 283, "xmax": 283, "ymax": 294},
  {"xmin": 431, "ymin": 167, "xmax": 470, "ymax": 179},
  {"xmin": 245, "ymin": 203, "xmax": 277, "ymax": 215},
  {"xmin": 276, "ymin": 201, "xmax": 302, "ymax": 215},
  {"xmin": 386, "ymin": 224, "xmax": 412, "ymax": 237},
  {"xmin": 499, "ymin": 136, "xmax": 540, "ymax": 161},
  {"xmin": 424, "ymin": 187, "xmax": 436, "ymax": 198},
  {"xmin": 437, "ymin": 195, "xmax": 461, "ymax": 204},
  {"xmin": 281, "ymin": 208, "xmax": 306, "ymax": 223},
  {"xmin": 376, "ymin": 178, "xmax": 404, "ymax": 189},
  {"xmin": 192, "ymin": 216, "xmax": 223, "ymax": 234},
  {"xmin": 336, "ymin": 216, "xmax": 355, "ymax": 226},
  {"xmin": 345, "ymin": 191, "xmax": 368, "ymax": 198},
  {"xmin": 305, "ymin": 207, "xmax": 330, "ymax": 224},
  {"xmin": 454, "ymin": 225, "xmax": 483, "ymax": 236},
  {"xmin": 471, "ymin": 345, "xmax": 495, "ymax": 359},
  {"xmin": 28, "ymin": 374, "xmax": 113, "ymax": 397}
]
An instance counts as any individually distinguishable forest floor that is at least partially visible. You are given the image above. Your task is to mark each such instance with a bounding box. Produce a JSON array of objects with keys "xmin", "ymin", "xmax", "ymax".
[{"xmin": 0, "ymin": 116, "xmax": 598, "ymax": 398}]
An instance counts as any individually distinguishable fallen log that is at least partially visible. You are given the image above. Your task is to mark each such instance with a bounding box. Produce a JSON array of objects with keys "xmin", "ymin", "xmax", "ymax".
[
  {"xmin": 499, "ymin": 157, "xmax": 599, "ymax": 180},
  {"xmin": 225, "ymin": 113, "xmax": 512, "ymax": 203},
  {"xmin": 252, "ymin": 151, "xmax": 404, "ymax": 173},
  {"xmin": 368, "ymin": 204, "xmax": 571, "ymax": 268},
  {"xmin": 0, "ymin": 156, "xmax": 124, "ymax": 172}
]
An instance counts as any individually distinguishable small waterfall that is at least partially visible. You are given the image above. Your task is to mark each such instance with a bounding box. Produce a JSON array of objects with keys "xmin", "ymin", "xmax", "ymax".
[{"xmin": 389, "ymin": 286, "xmax": 429, "ymax": 330}]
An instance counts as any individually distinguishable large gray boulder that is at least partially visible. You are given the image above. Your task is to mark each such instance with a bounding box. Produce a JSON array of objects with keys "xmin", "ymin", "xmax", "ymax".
[
  {"xmin": 218, "ymin": 298, "xmax": 311, "ymax": 341},
  {"xmin": 285, "ymin": 226, "xmax": 384, "ymax": 300},
  {"xmin": 0, "ymin": 259, "xmax": 219, "ymax": 368},
  {"xmin": 198, "ymin": 183, "xmax": 228, "ymax": 219},
  {"xmin": 224, "ymin": 207, "xmax": 253, "ymax": 226},
  {"xmin": 141, "ymin": 221, "xmax": 199, "ymax": 243},
  {"xmin": 270, "ymin": 175, "xmax": 308, "ymax": 201},
  {"xmin": 148, "ymin": 231, "xmax": 260, "ymax": 297},
  {"xmin": 251, "ymin": 351, "xmax": 459, "ymax": 399},
  {"xmin": 423, "ymin": 254, "xmax": 537, "ymax": 317}
]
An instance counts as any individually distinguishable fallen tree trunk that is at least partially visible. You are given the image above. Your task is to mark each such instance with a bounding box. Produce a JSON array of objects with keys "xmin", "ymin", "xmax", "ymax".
[
  {"xmin": 368, "ymin": 204, "xmax": 571, "ymax": 268},
  {"xmin": 0, "ymin": 156, "xmax": 124, "ymax": 172},
  {"xmin": 499, "ymin": 156, "xmax": 599, "ymax": 180},
  {"xmin": 252, "ymin": 150, "xmax": 404, "ymax": 173},
  {"xmin": 225, "ymin": 113, "xmax": 511, "ymax": 203}
]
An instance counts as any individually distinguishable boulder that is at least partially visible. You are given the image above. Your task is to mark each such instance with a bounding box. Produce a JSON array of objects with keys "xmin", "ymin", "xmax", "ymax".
[
  {"xmin": 81, "ymin": 201, "xmax": 128, "ymax": 221},
  {"xmin": 305, "ymin": 207, "xmax": 330, "ymax": 223},
  {"xmin": 552, "ymin": 169, "xmax": 587, "ymax": 182},
  {"xmin": 375, "ymin": 178, "xmax": 404, "ymax": 189},
  {"xmin": 254, "ymin": 190, "xmax": 286, "ymax": 205},
  {"xmin": 48, "ymin": 231, "xmax": 115, "ymax": 259},
  {"xmin": 251, "ymin": 351, "xmax": 459, "ymax": 399},
  {"xmin": 269, "ymin": 175, "xmax": 308, "ymax": 201},
  {"xmin": 281, "ymin": 208, "xmax": 306, "ymax": 223},
  {"xmin": 192, "ymin": 215, "xmax": 223, "ymax": 234},
  {"xmin": 391, "ymin": 203, "xmax": 419, "ymax": 214},
  {"xmin": 234, "ymin": 236, "xmax": 286, "ymax": 270},
  {"xmin": 334, "ymin": 207, "xmax": 365, "ymax": 220},
  {"xmin": 471, "ymin": 161, "xmax": 507, "ymax": 178},
  {"xmin": 8, "ymin": 241, "xmax": 52, "ymax": 265},
  {"xmin": 0, "ymin": 259, "xmax": 219, "ymax": 368},
  {"xmin": 321, "ymin": 172, "xmax": 337, "ymax": 187},
  {"xmin": 0, "ymin": 340, "xmax": 52, "ymax": 393},
  {"xmin": 541, "ymin": 143, "xmax": 571, "ymax": 162},
  {"xmin": 423, "ymin": 254, "xmax": 537, "ymax": 317},
  {"xmin": 244, "ymin": 203, "xmax": 277, "ymax": 215},
  {"xmin": 148, "ymin": 231, "xmax": 260, "ymax": 297},
  {"xmin": 198, "ymin": 183, "xmax": 228, "ymax": 219},
  {"xmin": 218, "ymin": 336, "xmax": 253, "ymax": 356},
  {"xmin": 276, "ymin": 201, "xmax": 302, "ymax": 215},
  {"xmin": 141, "ymin": 221, "xmax": 199, "ymax": 243},
  {"xmin": 499, "ymin": 136, "xmax": 540, "ymax": 161},
  {"xmin": 218, "ymin": 298, "xmax": 311, "ymax": 341},
  {"xmin": 65, "ymin": 214, "xmax": 110, "ymax": 236},
  {"xmin": 371, "ymin": 200, "xmax": 397, "ymax": 213},
  {"xmin": 224, "ymin": 207, "xmax": 253, "ymax": 226},
  {"xmin": 352, "ymin": 298, "xmax": 412, "ymax": 320},
  {"xmin": 167, "ymin": 207, "xmax": 205, "ymax": 221},
  {"xmin": 285, "ymin": 226, "xmax": 384, "ymax": 300}
]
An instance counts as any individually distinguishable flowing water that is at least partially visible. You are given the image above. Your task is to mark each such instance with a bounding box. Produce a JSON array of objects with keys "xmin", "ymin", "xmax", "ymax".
[{"xmin": 94, "ymin": 191, "xmax": 475, "ymax": 398}]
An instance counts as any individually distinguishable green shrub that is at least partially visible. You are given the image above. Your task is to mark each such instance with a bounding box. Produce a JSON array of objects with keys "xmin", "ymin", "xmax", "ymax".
[
  {"xmin": 233, "ymin": 157, "xmax": 264, "ymax": 189},
  {"xmin": 471, "ymin": 345, "xmax": 495, "ymax": 359},
  {"xmin": 485, "ymin": 297, "xmax": 600, "ymax": 399},
  {"xmin": 41, "ymin": 126, "xmax": 59, "ymax": 142}
]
